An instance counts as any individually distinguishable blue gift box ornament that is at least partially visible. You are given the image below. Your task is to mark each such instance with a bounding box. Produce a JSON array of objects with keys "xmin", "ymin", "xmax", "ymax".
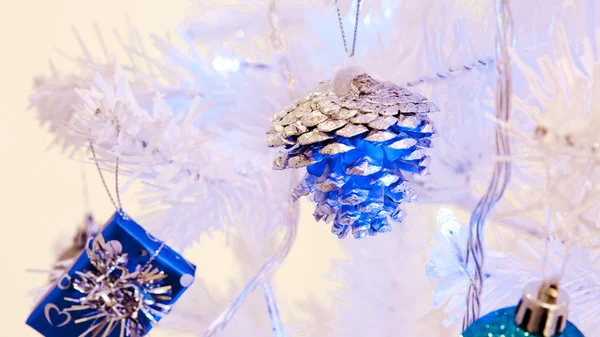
[{"xmin": 26, "ymin": 212, "xmax": 196, "ymax": 337}]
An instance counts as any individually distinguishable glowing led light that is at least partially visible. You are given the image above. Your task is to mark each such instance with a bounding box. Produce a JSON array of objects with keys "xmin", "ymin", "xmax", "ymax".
[
  {"xmin": 436, "ymin": 208, "xmax": 461, "ymax": 240},
  {"xmin": 384, "ymin": 8, "xmax": 392, "ymax": 18},
  {"xmin": 212, "ymin": 56, "xmax": 240, "ymax": 72}
]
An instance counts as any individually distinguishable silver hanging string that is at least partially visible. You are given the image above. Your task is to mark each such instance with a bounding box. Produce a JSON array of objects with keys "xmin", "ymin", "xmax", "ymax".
[
  {"xmin": 89, "ymin": 117, "xmax": 168, "ymax": 264},
  {"xmin": 335, "ymin": 0, "xmax": 363, "ymax": 57},
  {"xmin": 89, "ymin": 120, "xmax": 123, "ymax": 212},
  {"xmin": 462, "ymin": 0, "xmax": 514, "ymax": 329}
]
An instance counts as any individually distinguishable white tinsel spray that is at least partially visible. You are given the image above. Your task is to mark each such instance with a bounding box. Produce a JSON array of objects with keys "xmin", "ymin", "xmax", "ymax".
[
  {"xmin": 498, "ymin": 24, "xmax": 600, "ymax": 242},
  {"xmin": 426, "ymin": 208, "xmax": 600, "ymax": 336},
  {"xmin": 327, "ymin": 204, "xmax": 448, "ymax": 337}
]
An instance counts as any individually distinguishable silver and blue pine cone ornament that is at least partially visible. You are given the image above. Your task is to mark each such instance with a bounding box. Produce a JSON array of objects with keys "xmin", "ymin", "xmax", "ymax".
[
  {"xmin": 267, "ymin": 73, "xmax": 437, "ymax": 239},
  {"xmin": 462, "ymin": 280, "xmax": 585, "ymax": 337}
]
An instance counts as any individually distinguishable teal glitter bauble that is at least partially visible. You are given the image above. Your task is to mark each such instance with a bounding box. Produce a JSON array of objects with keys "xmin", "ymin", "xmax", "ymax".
[{"xmin": 461, "ymin": 306, "xmax": 585, "ymax": 337}]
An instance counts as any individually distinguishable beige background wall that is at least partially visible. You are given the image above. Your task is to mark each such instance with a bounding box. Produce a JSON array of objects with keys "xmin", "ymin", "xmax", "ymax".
[{"xmin": 0, "ymin": 1, "xmax": 349, "ymax": 336}]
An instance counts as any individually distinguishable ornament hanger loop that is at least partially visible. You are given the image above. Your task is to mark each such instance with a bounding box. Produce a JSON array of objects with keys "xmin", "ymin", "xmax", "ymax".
[
  {"xmin": 89, "ymin": 117, "xmax": 124, "ymax": 213},
  {"xmin": 335, "ymin": 0, "xmax": 363, "ymax": 57},
  {"xmin": 89, "ymin": 117, "xmax": 166, "ymax": 265}
]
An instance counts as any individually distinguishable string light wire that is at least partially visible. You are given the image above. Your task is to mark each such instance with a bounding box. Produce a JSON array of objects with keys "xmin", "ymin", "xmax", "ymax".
[{"xmin": 462, "ymin": 0, "xmax": 514, "ymax": 329}]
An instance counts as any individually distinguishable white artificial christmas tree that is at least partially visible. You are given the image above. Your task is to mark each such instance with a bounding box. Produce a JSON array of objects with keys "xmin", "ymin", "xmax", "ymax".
[{"xmin": 27, "ymin": 0, "xmax": 600, "ymax": 336}]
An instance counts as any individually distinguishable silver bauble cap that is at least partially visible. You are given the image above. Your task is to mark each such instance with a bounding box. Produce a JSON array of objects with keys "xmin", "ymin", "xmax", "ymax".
[{"xmin": 515, "ymin": 278, "xmax": 569, "ymax": 336}]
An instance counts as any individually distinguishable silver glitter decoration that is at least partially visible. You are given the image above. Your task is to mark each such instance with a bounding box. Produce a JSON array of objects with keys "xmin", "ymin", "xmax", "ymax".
[
  {"xmin": 320, "ymin": 142, "xmax": 355, "ymax": 155},
  {"xmin": 293, "ymin": 102, "xmax": 313, "ymax": 118},
  {"xmin": 389, "ymin": 138, "xmax": 418, "ymax": 150},
  {"xmin": 350, "ymin": 112, "xmax": 379, "ymax": 124},
  {"xmin": 317, "ymin": 119, "xmax": 348, "ymax": 132},
  {"xmin": 298, "ymin": 131, "xmax": 332, "ymax": 145},
  {"xmin": 301, "ymin": 110, "xmax": 329, "ymax": 127},
  {"xmin": 267, "ymin": 73, "xmax": 438, "ymax": 239},
  {"xmin": 282, "ymin": 121, "xmax": 308, "ymax": 137},
  {"xmin": 368, "ymin": 116, "xmax": 398, "ymax": 130},
  {"xmin": 335, "ymin": 123, "xmax": 369, "ymax": 138},
  {"xmin": 288, "ymin": 153, "xmax": 319, "ymax": 168},
  {"xmin": 63, "ymin": 236, "xmax": 172, "ymax": 337},
  {"xmin": 364, "ymin": 131, "xmax": 397, "ymax": 143},
  {"xmin": 346, "ymin": 157, "xmax": 383, "ymax": 176},
  {"xmin": 266, "ymin": 124, "xmax": 284, "ymax": 134},
  {"xmin": 329, "ymin": 108, "xmax": 358, "ymax": 120},
  {"xmin": 267, "ymin": 135, "xmax": 293, "ymax": 147}
]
